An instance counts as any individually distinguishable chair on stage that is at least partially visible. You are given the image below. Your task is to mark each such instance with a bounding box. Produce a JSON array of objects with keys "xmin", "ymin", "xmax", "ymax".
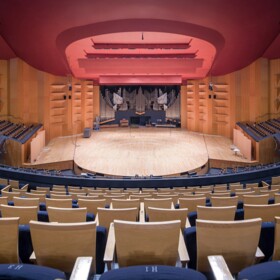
[
  {"xmin": 47, "ymin": 207, "xmax": 88, "ymax": 223},
  {"xmin": 0, "ymin": 217, "xmax": 19, "ymax": 263},
  {"xmin": 30, "ymin": 220, "xmax": 97, "ymax": 277},
  {"xmin": 196, "ymin": 218, "xmax": 263, "ymax": 279},
  {"xmin": 104, "ymin": 220, "xmax": 189, "ymax": 270}
]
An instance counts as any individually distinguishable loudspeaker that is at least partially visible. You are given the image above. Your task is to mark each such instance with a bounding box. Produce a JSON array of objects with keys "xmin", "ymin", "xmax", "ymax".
[{"xmin": 83, "ymin": 127, "xmax": 91, "ymax": 138}]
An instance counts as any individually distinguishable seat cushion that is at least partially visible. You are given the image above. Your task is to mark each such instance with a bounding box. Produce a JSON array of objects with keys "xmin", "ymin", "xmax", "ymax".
[
  {"xmin": 100, "ymin": 265, "xmax": 207, "ymax": 280},
  {"xmin": 0, "ymin": 264, "xmax": 66, "ymax": 280},
  {"xmin": 238, "ymin": 261, "xmax": 280, "ymax": 280}
]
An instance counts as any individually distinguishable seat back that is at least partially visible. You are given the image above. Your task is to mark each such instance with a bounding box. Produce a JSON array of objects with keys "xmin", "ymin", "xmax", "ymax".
[
  {"xmin": 0, "ymin": 204, "xmax": 38, "ymax": 224},
  {"xmin": 13, "ymin": 197, "xmax": 40, "ymax": 207},
  {"xmin": 244, "ymin": 203, "xmax": 280, "ymax": 222},
  {"xmin": 0, "ymin": 197, "xmax": 8, "ymax": 205},
  {"xmin": 114, "ymin": 220, "xmax": 181, "ymax": 267},
  {"xmin": 143, "ymin": 198, "xmax": 173, "ymax": 215},
  {"xmin": 97, "ymin": 207, "xmax": 138, "ymax": 231},
  {"xmin": 24, "ymin": 192, "xmax": 46, "ymax": 203},
  {"xmin": 148, "ymin": 207, "xmax": 188, "ymax": 231},
  {"xmin": 197, "ymin": 205, "xmax": 236, "ymax": 221},
  {"xmin": 196, "ymin": 218, "xmax": 262, "ymax": 275},
  {"xmin": 0, "ymin": 217, "xmax": 19, "ymax": 263},
  {"xmin": 243, "ymin": 194, "xmax": 269, "ymax": 205},
  {"xmin": 47, "ymin": 207, "xmax": 87, "ymax": 223},
  {"xmin": 78, "ymin": 198, "xmax": 107, "ymax": 215},
  {"xmin": 273, "ymin": 216, "xmax": 280, "ymax": 260},
  {"xmin": 111, "ymin": 199, "xmax": 140, "ymax": 209},
  {"xmin": 210, "ymin": 196, "xmax": 238, "ymax": 207},
  {"xmin": 30, "ymin": 220, "xmax": 96, "ymax": 274},
  {"xmin": 178, "ymin": 197, "xmax": 206, "ymax": 212},
  {"xmin": 45, "ymin": 198, "xmax": 72, "ymax": 208}
]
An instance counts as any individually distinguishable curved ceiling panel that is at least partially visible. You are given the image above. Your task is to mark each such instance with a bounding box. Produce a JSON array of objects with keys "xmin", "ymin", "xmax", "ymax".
[
  {"xmin": 0, "ymin": 0, "xmax": 279, "ymax": 83},
  {"xmin": 66, "ymin": 32, "xmax": 216, "ymax": 82}
]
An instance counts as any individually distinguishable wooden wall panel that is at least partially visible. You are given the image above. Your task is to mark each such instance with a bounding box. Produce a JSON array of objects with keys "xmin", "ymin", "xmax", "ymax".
[
  {"xmin": 270, "ymin": 59, "xmax": 280, "ymax": 118},
  {"xmin": 0, "ymin": 60, "xmax": 9, "ymax": 118},
  {"xmin": 180, "ymin": 85, "xmax": 188, "ymax": 129}
]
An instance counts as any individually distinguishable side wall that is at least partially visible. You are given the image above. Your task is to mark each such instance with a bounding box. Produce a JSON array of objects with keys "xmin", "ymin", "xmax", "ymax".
[
  {"xmin": 0, "ymin": 58, "xmax": 100, "ymax": 143},
  {"xmin": 181, "ymin": 58, "xmax": 280, "ymax": 138}
]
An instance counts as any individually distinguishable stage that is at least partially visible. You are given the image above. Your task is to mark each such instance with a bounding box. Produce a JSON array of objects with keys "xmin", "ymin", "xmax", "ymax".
[{"xmin": 29, "ymin": 128, "xmax": 256, "ymax": 177}]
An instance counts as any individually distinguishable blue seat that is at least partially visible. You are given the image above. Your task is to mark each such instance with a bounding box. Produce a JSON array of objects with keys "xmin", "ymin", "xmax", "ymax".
[
  {"xmin": 99, "ymin": 265, "xmax": 207, "ymax": 280},
  {"xmin": 237, "ymin": 261, "xmax": 280, "ymax": 280},
  {"xmin": 0, "ymin": 263, "xmax": 66, "ymax": 280}
]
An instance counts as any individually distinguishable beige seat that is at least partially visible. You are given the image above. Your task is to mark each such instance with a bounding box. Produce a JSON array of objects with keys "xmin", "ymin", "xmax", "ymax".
[
  {"xmin": 0, "ymin": 196, "xmax": 8, "ymax": 205},
  {"xmin": 30, "ymin": 220, "xmax": 96, "ymax": 275},
  {"xmin": 111, "ymin": 198, "xmax": 140, "ymax": 209},
  {"xmin": 272, "ymin": 176, "xmax": 280, "ymax": 185},
  {"xmin": 24, "ymin": 192, "xmax": 46, "ymax": 203},
  {"xmin": 244, "ymin": 203, "xmax": 280, "ymax": 222},
  {"xmin": 0, "ymin": 204, "xmax": 38, "ymax": 224},
  {"xmin": 143, "ymin": 198, "xmax": 173, "ymax": 211},
  {"xmin": 78, "ymin": 198, "xmax": 107, "ymax": 215},
  {"xmin": 274, "ymin": 193, "xmax": 280, "ymax": 204},
  {"xmin": 130, "ymin": 194, "xmax": 153, "ymax": 202},
  {"xmin": 1, "ymin": 190, "xmax": 21, "ymax": 202},
  {"xmin": 13, "ymin": 196, "xmax": 40, "ymax": 207},
  {"xmin": 0, "ymin": 217, "xmax": 20, "ymax": 263},
  {"xmin": 196, "ymin": 218, "xmax": 263, "ymax": 276},
  {"xmin": 178, "ymin": 197, "xmax": 206, "ymax": 212},
  {"xmin": 197, "ymin": 205, "xmax": 236, "ymax": 221},
  {"xmin": 9, "ymin": 179, "xmax": 19, "ymax": 189},
  {"xmin": 243, "ymin": 194, "xmax": 269, "ymax": 205},
  {"xmin": 147, "ymin": 207, "xmax": 190, "ymax": 231},
  {"xmin": 259, "ymin": 189, "xmax": 279, "ymax": 199},
  {"xmin": 104, "ymin": 220, "xmax": 189, "ymax": 269},
  {"xmin": 210, "ymin": 192, "xmax": 231, "ymax": 198},
  {"xmin": 0, "ymin": 178, "xmax": 8, "ymax": 186},
  {"xmin": 45, "ymin": 198, "xmax": 72, "ymax": 208},
  {"xmin": 210, "ymin": 196, "xmax": 238, "ymax": 207},
  {"xmin": 47, "ymin": 207, "xmax": 87, "ymax": 223},
  {"xmin": 96, "ymin": 207, "xmax": 139, "ymax": 231},
  {"xmin": 156, "ymin": 194, "xmax": 179, "ymax": 205}
]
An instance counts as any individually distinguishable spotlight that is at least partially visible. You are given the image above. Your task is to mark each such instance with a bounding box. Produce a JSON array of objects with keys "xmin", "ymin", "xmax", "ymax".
[{"xmin": 208, "ymin": 82, "xmax": 213, "ymax": 91}]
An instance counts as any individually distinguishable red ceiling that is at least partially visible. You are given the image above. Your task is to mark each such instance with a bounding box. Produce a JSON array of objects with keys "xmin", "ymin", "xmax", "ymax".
[{"xmin": 0, "ymin": 0, "xmax": 279, "ymax": 84}]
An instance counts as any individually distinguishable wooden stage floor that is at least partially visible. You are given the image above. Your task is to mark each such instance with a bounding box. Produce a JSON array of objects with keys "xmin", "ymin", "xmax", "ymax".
[{"xmin": 32, "ymin": 128, "xmax": 256, "ymax": 177}]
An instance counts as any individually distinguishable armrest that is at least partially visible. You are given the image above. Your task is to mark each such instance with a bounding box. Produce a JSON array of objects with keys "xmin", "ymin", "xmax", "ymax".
[
  {"xmin": 139, "ymin": 202, "xmax": 145, "ymax": 223},
  {"xmin": 185, "ymin": 217, "xmax": 191, "ymax": 228},
  {"xmin": 178, "ymin": 231, "xmax": 189, "ymax": 267},
  {"xmin": 103, "ymin": 222, "xmax": 116, "ymax": 270},
  {"xmin": 70, "ymin": 257, "xmax": 92, "ymax": 280},
  {"xmin": 95, "ymin": 213, "xmax": 99, "ymax": 226},
  {"xmin": 255, "ymin": 246, "xmax": 265, "ymax": 263},
  {"xmin": 29, "ymin": 251, "xmax": 36, "ymax": 263},
  {"xmin": 208, "ymin": 255, "xmax": 234, "ymax": 280}
]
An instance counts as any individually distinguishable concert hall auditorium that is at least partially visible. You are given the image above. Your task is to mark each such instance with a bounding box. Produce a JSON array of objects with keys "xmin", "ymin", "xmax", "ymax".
[{"xmin": 0, "ymin": 1, "xmax": 280, "ymax": 279}]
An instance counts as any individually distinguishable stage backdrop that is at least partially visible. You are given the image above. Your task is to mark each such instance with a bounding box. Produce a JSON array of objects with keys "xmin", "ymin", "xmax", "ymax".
[{"xmin": 100, "ymin": 85, "xmax": 181, "ymax": 126}]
